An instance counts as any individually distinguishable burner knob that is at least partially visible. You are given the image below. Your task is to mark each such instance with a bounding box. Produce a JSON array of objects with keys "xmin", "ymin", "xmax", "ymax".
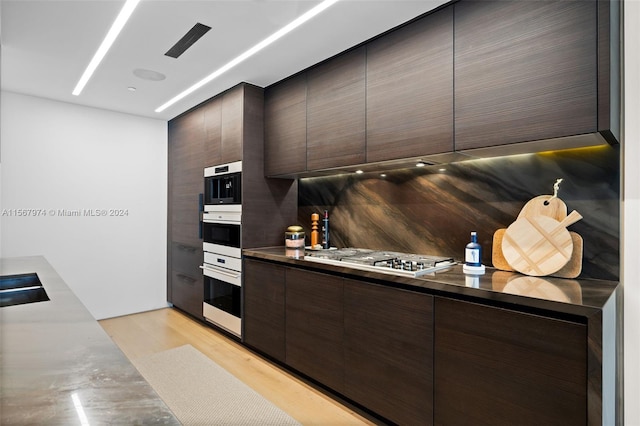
[{"xmin": 416, "ymin": 262, "xmax": 425, "ymax": 270}]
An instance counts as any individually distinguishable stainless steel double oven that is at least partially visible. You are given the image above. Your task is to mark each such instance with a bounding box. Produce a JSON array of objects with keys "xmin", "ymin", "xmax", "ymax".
[{"xmin": 201, "ymin": 161, "xmax": 242, "ymax": 337}]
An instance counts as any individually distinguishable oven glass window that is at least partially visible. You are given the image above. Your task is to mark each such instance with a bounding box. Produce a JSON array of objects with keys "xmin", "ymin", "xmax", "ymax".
[{"xmin": 204, "ymin": 276, "xmax": 241, "ymax": 318}]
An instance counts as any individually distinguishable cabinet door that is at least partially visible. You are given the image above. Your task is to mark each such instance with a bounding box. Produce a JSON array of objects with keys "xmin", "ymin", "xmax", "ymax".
[
  {"xmin": 366, "ymin": 6, "xmax": 453, "ymax": 163},
  {"xmin": 168, "ymin": 108, "xmax": 204, "ymax": 247},
  {"xmin": 202, "ymin": 97, "xmax": 222, "ymax": 167},
  {"xmin": 221, "ymin": 85, "xmax": 243, "ymax": 163},
  {"xmin": 434, "ymin": 297, "xmax": 586, "ymax": 426},
  {"xmin": 243, "ymin": 259, "xmax": 286, "ymax": 362},
  {"xmin": 285, "ymin": 268, "xmax": 344, "ymax": 393},
  {"xmin": 168, "ymin": 108, "xmax": 204, "ymax": 314},
  {"xmin": 344, "ymin": 280, "xmax": 433, "ymax": 425},
  {"xmin": 454, "ymin": 0, "xmax": 597, "ymax": 150},
  {"xmin": 264, "ymin": 73, "xmax": 307, "ymax": 177},
  {"xmin": 307, "ymin": 47, "xmax": 366, "ymax": 170}
]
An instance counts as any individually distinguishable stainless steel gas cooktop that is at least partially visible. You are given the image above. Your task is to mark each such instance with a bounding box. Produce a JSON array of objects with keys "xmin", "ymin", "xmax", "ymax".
[{"xmin": 304, "ymin": 248, "xmax": 456, "ymax": 278}]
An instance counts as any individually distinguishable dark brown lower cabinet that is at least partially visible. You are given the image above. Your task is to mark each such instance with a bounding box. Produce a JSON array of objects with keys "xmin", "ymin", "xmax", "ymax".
[
  {"xmin": 434, "ymin": 297, "xmax": 587, "ymax": 426},
  {"xmin": 285, "ymin": 268, "xmax": 345, "ymax": 393},
  {"xmin": 243, "ymin": 259, "xmax": 286, "ymax": 363},
  {"xmin": 169, "ymin": 270, "xmax": 202, "ymax": 319},
  {"xmin": 169, "ymin": 242, "xmax": 203, "ymax": 319},
  {"xmin": 344, "ymin": 279, "xmax": 434, "ymax": 425}
]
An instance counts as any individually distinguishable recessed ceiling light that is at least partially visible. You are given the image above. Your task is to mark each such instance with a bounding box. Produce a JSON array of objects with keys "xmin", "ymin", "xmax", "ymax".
[
  {"xmin": 155, "ymin": 0, "xmax": 340, "ymax": 113},
  {"xmin": 127, "ymin": 86, "xmax": 137, "ymax": 92},
  {"xmin": 72, "ymin": 0, "xmax": 140, "ymax": 96}
]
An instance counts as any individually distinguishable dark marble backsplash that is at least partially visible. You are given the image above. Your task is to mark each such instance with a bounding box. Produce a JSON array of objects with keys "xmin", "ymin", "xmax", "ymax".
[{"xmin": 298, "ymin": 145, "xmax": 620, "ymax": 281}]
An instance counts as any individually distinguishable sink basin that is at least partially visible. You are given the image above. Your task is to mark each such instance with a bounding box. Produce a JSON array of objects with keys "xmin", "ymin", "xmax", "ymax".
[{"xmin": 0, "ymin": 273, "xmax": 50, "ymax": 307}]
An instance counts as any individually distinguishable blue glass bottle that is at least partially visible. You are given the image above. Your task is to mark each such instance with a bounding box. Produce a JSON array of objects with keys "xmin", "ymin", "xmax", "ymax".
[{"xmin": 465, "ymin": 231, "xmax": 482, "ymax": 267}]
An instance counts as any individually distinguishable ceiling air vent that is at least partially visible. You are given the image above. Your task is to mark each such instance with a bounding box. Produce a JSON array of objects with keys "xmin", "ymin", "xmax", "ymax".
[{"xmin": 165, "ymin": 23, "xmax": 211, "ymax": 58}]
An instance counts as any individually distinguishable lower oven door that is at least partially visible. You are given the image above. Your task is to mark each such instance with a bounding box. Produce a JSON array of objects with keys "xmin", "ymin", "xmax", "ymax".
[{"xmin": 201, "ymin": 264, "xmax": 241, "ymax": 337}]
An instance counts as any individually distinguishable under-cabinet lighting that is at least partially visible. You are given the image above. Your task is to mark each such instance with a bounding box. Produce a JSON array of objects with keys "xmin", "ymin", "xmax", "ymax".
[
  {"xmin": 72, "ymin": 0, "xmax": 140, "ymax": 96},
  {"xmin": 155, "ymin": 0, "xmax": 340, "ymax": 113},
  {"xmin": 355, "ymin": 170, "xmax": 364, "ymax": 174}
]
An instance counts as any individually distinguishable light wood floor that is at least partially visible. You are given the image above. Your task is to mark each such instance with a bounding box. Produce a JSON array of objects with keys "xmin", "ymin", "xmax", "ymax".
[{"xmin": 99, "ymin": 307, "xmax": 378, "ymax": 426}]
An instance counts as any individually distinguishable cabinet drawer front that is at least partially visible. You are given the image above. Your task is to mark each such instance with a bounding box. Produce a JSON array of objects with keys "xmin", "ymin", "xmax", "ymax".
[
  {"xmin": 171, "ymin": 242, "xmax": 203, "ymax": 275},
  {"xmin": 170, "ymin": 270, "xmax": 203, "ymax": 319}
]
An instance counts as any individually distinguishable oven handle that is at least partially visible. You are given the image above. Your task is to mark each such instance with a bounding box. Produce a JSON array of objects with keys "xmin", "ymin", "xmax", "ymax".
[{"xmin": 200, "ymin": 264, "xmax": 241, "ymax": 280}]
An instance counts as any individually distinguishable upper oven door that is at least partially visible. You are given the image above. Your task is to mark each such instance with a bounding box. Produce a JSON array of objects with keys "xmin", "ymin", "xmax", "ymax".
[{"xmin": 204, "ymin": 161, "xmax": 242, "ymax": 208}]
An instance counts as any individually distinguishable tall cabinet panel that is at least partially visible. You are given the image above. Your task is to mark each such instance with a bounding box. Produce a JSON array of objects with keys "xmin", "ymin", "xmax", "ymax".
[
  {"xmin": 454, "ymin": 0, "xmax": 598, "ymax": 150},
  {"xmin": 168, "ymin": 108, "xmax": 205, "ymax": 319},
  {"xmin": 306, "ymin": 47, "xmax": 366, "ymax": 170},
  {"xmin": 264, "ymin": 73, "xmax": 307, "ymax": 177},
  {"xmin": 434, "ymin": 297, "xmax": 587, "ymax": 426},
  {"xmin": 344, "ymin": 280, "xmax": 434, "ymax": 425},
  {"xmin": 366, "ymin": 6, "xmax": 453, "ymax": 163}
]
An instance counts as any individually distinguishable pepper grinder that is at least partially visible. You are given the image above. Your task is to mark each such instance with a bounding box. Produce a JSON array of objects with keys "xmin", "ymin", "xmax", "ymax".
[{"xmin": 310, "ymin": 213, "xmax": 320, "ymax": 247}]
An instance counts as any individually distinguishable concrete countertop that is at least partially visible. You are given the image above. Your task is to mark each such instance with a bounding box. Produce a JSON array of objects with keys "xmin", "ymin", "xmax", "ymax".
[{"xmin": 0, "ymin": 256, "xmax": 179, "ymax": 425}]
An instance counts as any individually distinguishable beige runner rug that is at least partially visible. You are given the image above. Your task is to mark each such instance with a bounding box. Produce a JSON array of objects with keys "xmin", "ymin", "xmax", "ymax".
[{"xmin": 133, "ymin": 344, "xmax": 300, "ymax": 425}]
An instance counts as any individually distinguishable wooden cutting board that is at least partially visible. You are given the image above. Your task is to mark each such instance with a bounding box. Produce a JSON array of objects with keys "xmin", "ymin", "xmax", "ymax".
[
  {"xmin": 492, "ymin": 195, "xmax": 583, "ymax": 278},
  {"xmin": 493, "ymin": 229, "xmax": 583, "ymax": 278},
  {"xmin": 502, "ymin": 210, "xmax": 582, "ymax": 276},
  {"xmin": 517, "ymin": 195, "xmax": 567, "ymax": 220}
]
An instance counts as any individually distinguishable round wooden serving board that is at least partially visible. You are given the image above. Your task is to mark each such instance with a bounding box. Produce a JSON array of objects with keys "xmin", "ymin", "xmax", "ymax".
[{"xmin": 502, "ymin": 210, "xmax": 581, "ymax": 276}]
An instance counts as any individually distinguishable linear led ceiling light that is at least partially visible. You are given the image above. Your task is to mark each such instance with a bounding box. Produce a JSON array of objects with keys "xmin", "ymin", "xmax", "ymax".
[
  {"xmin": 72, "ymin": 0, "xmax": 141, "ymax": 96},
  {"xmin": 155, "ymin": 0, "xmax": 340, "ymax": 113}
]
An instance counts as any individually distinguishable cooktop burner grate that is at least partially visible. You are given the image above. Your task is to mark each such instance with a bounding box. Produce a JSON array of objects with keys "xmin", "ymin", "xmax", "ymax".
[{"xmin": 304, "ymin": 248, "xmax": 456, "ymax": 277}]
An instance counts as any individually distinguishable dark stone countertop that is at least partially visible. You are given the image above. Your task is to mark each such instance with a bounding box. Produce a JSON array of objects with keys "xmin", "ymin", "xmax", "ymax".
[
  {"xmin": 0, "ymin": 256, "xmax": 179, "ymax": 425},
  {"xmin": 243, "ymin": 247, "xmax": 619, "ymax": 319}
]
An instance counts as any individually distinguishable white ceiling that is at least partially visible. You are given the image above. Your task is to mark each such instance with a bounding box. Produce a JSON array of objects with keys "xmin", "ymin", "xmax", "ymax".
[{"xmin": 1, "ymin": 0, "xmax": 447, "ymax": 121}]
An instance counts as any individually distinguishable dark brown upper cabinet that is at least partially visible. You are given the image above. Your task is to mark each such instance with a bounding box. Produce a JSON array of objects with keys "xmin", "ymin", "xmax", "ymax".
[
  {"xmin": 453, "ymin": 0, "xmax": 615, "ymax": 151},
  {"xmin": 366, "ymin": 6, "xmax": 454, "ymax": 163},
  {"xmin": 221, "ymin": 86, "xmax": 243, "ymax": 163},
  {"xmin": 202, "ymin": 97, "xmax": 222, "ymax": 167},
  {"xmin": 307, "ymin": 47, "xmax": 366, "ymax": 170},
  {"xmin": 264, "ymin": 73, "xmax": 307, "ymax": 177},
  {"xmin": 202, "ymin": 85, "xmax": 244, "ymax": 167}
]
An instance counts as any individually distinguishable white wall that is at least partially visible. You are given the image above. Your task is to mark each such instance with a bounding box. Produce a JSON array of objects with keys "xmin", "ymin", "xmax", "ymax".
[
  {"xmin": 623, "ymin": 1, "xmax": 640, "ymax": 424},
  {"xmin": 0, "ymin": 91, "xmax": 168, "ymax": 319}
]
